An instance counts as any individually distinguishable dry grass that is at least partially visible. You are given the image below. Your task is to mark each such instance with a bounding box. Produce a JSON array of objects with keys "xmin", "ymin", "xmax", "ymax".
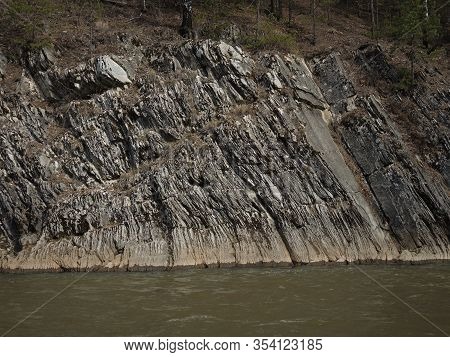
[{"xmin": 0, "ymin": 0, "xmax": 447, "ymax": 99}]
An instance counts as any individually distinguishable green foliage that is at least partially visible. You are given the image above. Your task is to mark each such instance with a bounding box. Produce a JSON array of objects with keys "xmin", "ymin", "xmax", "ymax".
[
  {"xmin": 195, "ymin": 0, "xmax": 297, "ymax": 52},
  {"xmin": 322, "ymin": 0, "xmax": 339, "ymax": 22},
  {"xmin": 1, "ymin": 0, "xmax": 106, "ymax": 49},
  {"xmin": 91, "ymin": 0, "xmax": 105, "ymax": 21},
  {"xmin": 195, "ymin": 11, "xmax": 224, "ymax": 39},
  {"xmin": 240, "ymin": 21, "xmax": 297, "ymax": 52},
  {"xmin": 2, "ymin": 0, "xmax": 59, "ymax": 48},
  {"xmin": 384, "ymin": 0, "xmax": 441, "ymax": 46},
  {"xmin": 393, "ymin": 66, "xmax": 416, "ymax": 91},
  {"xmin": 425, "ymin": 46, "xmax": 446, "ymax": 59},
  {"xmin": 195, "ymin": 0, "xmax": 232, "ymax": 40}
]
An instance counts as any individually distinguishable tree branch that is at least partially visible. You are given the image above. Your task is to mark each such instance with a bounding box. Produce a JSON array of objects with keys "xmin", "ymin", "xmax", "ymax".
[{"xmin": 100, "ymin": 0, "xmax": 131, "ymax": 7}]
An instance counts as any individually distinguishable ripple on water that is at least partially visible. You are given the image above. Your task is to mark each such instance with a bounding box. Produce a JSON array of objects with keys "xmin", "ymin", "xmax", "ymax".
[
  {"xmin": 167, "ymin": 315, "xmax": 219, "ymax": 323},
  {"xmin": 1, "ymin": 265, "xmax": 450, "ymax": 336}
]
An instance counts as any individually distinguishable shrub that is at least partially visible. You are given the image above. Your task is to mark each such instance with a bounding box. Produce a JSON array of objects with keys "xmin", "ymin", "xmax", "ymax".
[
  {"xmin": 1, "ymin": 0, "xmax": 60, "ymax": 48},
  {"xmin": 240, "ymin": 21, "xmax": 297, "ymax": 52},
  {"xmin": 393, "ymin": 66, "xmax": 415, "ymax": 92}
]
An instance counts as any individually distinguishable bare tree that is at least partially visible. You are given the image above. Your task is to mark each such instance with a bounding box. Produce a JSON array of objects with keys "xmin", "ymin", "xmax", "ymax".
[
  {"xmin": 180, "ymin": 0, "xmax": 193, "ymax": 38},
  {"xmin": 376, "ymin": 0, "xmax": 379, "ymax": 30},
  {"xmin": 288, "ymin": 0, "xmax": 293, "ymax": 26},
  {"xmin": 312, "ymin": 0, "xmax": 316, "ymax": 45},
  {"xmin": 256, "ymin": 0, "xmax": 261, "ymax": 39},
  {"xmin": 422, "ymin": 0, "xmax": 430, "ymax": 48},
  {"xmin": 370, "ymin": 0, "xmax": 376, "ymax": 38},
  {"xmin": 277, "ymin": 0, "xmax": 283, "ymax": 20},
  {"xmin": 270, "ymin": 0, "xmax": 276, "ymax": 15}
]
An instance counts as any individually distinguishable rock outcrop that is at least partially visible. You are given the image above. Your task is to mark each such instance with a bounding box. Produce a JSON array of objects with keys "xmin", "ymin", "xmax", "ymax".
[
  {"xmin": 25, "ymin": 50, "xmax": 132, "ymax": 102},
  {"xmin": 0, "ymin": 39, "xmax": 448, "ymax": 271},
  {"xmin": 0, "ymin": 51, "xmax": 6, "ymax": 79}
]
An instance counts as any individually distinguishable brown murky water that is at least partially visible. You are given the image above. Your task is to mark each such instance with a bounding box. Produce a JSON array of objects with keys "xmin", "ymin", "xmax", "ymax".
[{"xmin": 1, "ymin": 265, "xmax": 449, "ymax": 336}]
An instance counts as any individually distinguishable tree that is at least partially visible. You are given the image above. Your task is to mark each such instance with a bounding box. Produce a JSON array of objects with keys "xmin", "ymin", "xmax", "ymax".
[
  {"xmin": 256, "ymin": 0, "xmax": 261, "ymax": 39},
  {"xmin": 180, "ymin": 0, "xmax": 193, "ymax": 38},
  {"xmin": 370, "ymin": 0, "xmax": 375, "ymax": 37},
  {"xmin": 323, "ymin": 0, "xmax": 338, "ymax": 24},
  {"xmin": 396, "ymin": 0, "xmax": 441, "ymax": 48},
  {"xmin": 277, "ymin": 0, "xmax": 283, "ymax": 20},
  {"xmin": 422, "ymin": 0, "xmax": 429, "ymax": 48},
  {"xmin": 392, "ymin": 0, "xmax": 441, "ymax": 82},
  {"xmin": 312, "ymin": 0, "xmax": 316, "ymax": 45},
  {"xmin": 270, "ymin": 0, "xmax": 276, "ymax": 15},
  {"xmin": 269, "ymin": 0, "xmax": 283, "ymax": 20},
  {"xmin": 288, "ymin": 0, "xmax": 293, "ymax": 26}
]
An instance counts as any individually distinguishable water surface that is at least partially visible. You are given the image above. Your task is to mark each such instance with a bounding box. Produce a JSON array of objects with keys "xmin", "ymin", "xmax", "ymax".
[{"xmin": 1, "ymin": 265, "xmax": 449, "ymax": 336}]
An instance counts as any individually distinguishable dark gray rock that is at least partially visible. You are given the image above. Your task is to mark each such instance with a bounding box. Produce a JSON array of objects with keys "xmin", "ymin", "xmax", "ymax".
[
  {"xmin": 354, "ymin": 44, "xmax": 450, "ymax": 187},
  {"xmin": 355, "ymin": 44, "xmax": 399, "ymax": 82},
  {"xmin": 407, "ymin": 86, "xmax": 450, "ymax": 186},
  {"xmin": 311, "ymin": 52, "xmax": 356, "ymax": 112},
  {"xmin": 23, "ymin": 47, "xmax": 57, "ymax": 74},
  {"xmin": 0, "ymin": 40, "xmax": 448, "ymax": 271},
  {"xmin": 0, "ymin": 50, "xmax": 6, "ymax": 78},
  {"xmin": 339, "ymin": 95, "xmax": 449, "ymax": 258}
]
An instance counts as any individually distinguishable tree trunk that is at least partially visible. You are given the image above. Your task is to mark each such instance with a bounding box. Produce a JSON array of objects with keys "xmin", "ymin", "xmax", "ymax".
[
  {"xmin": 270, "ymin": 0, "xmax": 276, "ymax": 14},
  {"xmin": 424, "ymin": 0, "xmax": 429, "ymax": 19},
  {"xmin": 277, "ymin": 0, "xmax": 283, "ymax": 20},
  {"xmin": 376, "ymin": 0, "xmax": 379, "ymax": 29},
  {"xmin": 288, "ymin": 0, "xmax": 293, "ymax": 26},
  {"xmin": 180, "ymin": 0, "xmax": 193, "ymax": 38},
  {"xmin": 312, "ymin": 0, "xmax": 316, "ymax": 45},
  {"xmin": 422, "ymin": 0, "xmax": 430, "ymax": 48},
  {"xmin": 370, "ymin": 0, "xmax": 375, "ymax": 38},
  {"xmin": 256, "ymin": 0, "xmax": 261, "ymax": 39}
]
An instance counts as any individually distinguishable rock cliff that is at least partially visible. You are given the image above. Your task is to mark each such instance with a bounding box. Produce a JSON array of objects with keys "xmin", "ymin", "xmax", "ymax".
[{"xmin": 0, "ymin": 37, "xmax": 448, "ymax": 271}]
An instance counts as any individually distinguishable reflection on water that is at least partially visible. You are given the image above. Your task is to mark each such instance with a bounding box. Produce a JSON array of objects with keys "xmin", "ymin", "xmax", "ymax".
[{"xmin": 1, "ymin": 265, "xmax": 449, "ymax": 336}]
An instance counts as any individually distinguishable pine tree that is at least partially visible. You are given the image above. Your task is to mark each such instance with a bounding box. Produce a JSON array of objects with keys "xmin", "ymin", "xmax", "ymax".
[{"xmin": 392, "ymin": 0, "xmax": 442, "ymax": 82}]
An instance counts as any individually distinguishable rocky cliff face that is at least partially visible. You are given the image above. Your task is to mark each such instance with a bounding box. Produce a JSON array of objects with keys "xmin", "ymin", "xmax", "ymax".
[{"xmin": 0, "ymin": 37, "xmax": 448, "ymax": 271}]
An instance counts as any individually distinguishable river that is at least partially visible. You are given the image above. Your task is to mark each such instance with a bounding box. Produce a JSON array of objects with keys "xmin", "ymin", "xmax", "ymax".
[{"xmin": 1, "ymin": 265, "xmax": 449, "ymax": 336}]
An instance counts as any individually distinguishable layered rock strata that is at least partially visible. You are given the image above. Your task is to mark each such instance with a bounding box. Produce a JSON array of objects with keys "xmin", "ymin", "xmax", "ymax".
[{"xmin": 0, "ymin": 39, "xmax": 448, "ymax": 271}]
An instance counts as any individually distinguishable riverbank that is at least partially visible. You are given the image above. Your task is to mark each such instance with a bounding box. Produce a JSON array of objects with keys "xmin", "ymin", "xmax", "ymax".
[{"xmin": 2, "ymin": 256, "xmax": 450, "ymax": 273}]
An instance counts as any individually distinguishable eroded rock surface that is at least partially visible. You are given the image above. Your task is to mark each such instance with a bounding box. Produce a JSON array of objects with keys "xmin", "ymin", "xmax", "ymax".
[
  {"xmin": 25, "ymin": 49, "xmax": 132, "ymax": 102},
  {"xmin": 0, "ymin": 51, "xmax": 6, "ymax": 79},
  {"xmin": 0, "ymin": 39, "xmax": 448, "ymax": 271}
]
